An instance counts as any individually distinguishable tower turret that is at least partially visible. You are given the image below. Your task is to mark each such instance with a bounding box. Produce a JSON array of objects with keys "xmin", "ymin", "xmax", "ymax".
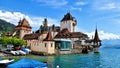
[
  {"xmin": 61, "ymin": 12, "xmax": 77, "ymax": 32},
  {"xmin": 43, "ymin": 32, "xmax": 55, "ymax": 54},
  {"xmin": 92, "ymin": 28, "xmax": 101, "ymax": 53},
  {"xmin": 93, "ymin": 28, "xmax": 101, "ymax": 43},
  {"xmin": 14, "ymin": 18, "xmax": 32, "ymax": 38}
]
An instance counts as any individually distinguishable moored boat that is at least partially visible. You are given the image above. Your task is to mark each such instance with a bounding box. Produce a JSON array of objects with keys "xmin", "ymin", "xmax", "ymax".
[{"xmin": 0, "ymin": 59, "xmax": 14, "ymax": 67}]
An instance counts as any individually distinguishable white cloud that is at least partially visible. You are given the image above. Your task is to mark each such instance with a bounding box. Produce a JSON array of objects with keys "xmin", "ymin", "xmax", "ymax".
[
  {"xmin": 70, "ymin": 1, "xmax": 87, "ymax": 12},
  {"xmin": 75, "ymin": 2, "xmax": 86, "ymax": 6},
  {"xmin": 71, "ymin": 6, "xmax": 82, "ymax": 11},
  {"xmin": 86, "ymin": 30, "xmax": 120, "ymax": 40},
  {"xmin": 0, "ymin": 10, "xmax": 25, "ymax": 25},
  {"xmin": 91, "ymin": 0, "xmax": 120, "ymax": 11},
  {"xmin": 99, "ymin": 3, "xmax": 116, "ymax": 10},
  {"xmin": 33, "ymin": 0, "xmax": 67, "ymax": 8},
  {"xmin": 0, "ymin": 10, "xmax": 59, "ymax": 31}
]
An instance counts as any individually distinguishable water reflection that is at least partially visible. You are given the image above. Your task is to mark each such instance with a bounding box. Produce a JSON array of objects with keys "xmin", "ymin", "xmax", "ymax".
[
  {"xmin": 46, "ymin": 53, "xmax": 102, "ymax": 68},
  {"xmin": 92, "ymin": 53, "xmax": 101, "ymax": 68}
]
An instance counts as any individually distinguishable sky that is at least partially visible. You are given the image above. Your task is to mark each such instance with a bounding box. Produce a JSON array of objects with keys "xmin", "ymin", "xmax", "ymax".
[{"xmin": 0, "ymin": 0, "xmax": 120, "ymax": 40}]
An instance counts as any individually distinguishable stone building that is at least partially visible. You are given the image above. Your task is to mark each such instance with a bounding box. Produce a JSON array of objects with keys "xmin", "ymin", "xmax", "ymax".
[
  {"xmin": 12, "ymin": 12, "xmax": 101, "ymax": 55},
  {"xmin": 13, "ymin": 18, "xmax": 56, "ymax": 55},
  {"xmin": 54, "ymin": 28, "xmax": 89, "ymax": 52},
  {"xmin": 43, "ymin": 32, "xmax": 55, "ymax": 54},
  {"xmin": 56, "ymin": 13, "xmax": 89, "ymax": 47},
  {"xmin": 24, "ymin": 32, "xmax": 55, "ymax": 55},
  {"xmin": 13, "ymin": 18, "xmax": 32, "ymax": 38}
]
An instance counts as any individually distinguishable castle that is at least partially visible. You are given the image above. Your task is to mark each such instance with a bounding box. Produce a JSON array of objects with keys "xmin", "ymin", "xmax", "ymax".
[{"xmin": 13, "ymin": 12, "xmax": 101, "ymax": 55}]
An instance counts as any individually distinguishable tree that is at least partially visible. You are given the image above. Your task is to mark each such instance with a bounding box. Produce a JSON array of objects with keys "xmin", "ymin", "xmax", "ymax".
[
  {"xmin": 0, "ymin": 37, "xmax": 8, "ymax": 46},
  {"xmin": 1, "ymin": 32, "xmax": 6, "ymax": 37},
  {"xmin": 39, "ymin": 18, "xmax": 48, "ymax": 33},
  {"xmin": 0, "ymin": 36, "xmax": 26, "ymax": 47},
  {"xmin": 12, "ymin": 37, "xmax": 26, "ymax": 47}
]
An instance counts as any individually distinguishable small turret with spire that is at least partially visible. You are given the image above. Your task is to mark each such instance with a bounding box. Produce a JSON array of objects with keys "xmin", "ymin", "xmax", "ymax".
[
  {"xmin": 92, "ymin": 27, "xmax": 102, "ymax": 53},
  {"xmin": 93, "ymin": 28, "xmax": 101, "ymax": 45}
]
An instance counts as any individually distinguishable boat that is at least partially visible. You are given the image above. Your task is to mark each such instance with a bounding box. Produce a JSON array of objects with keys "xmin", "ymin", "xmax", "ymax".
[
  {"xmin": 0, "ymin": 59, "xmax": 14, "ymax": 67},
  {"xmin": 0, "ymin": 59, "xmax": 14, "ymax": 64},
  {"xmin": 18, "ymin": 50, "xmax": 26, "ymax": 55},
  {"xmin": 7, "ymin": 58, "xmax": 47, "ymax": 68}
]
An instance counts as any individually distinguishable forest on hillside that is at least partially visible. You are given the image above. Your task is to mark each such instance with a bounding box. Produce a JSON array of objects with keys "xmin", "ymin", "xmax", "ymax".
[{"xmin": 0, "ymin": 19, "xmax": 15, "ymax": 32}]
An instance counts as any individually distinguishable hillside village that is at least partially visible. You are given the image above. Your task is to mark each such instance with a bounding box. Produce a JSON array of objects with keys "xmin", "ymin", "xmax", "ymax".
[{"xmin": 1, "ymin": 12, "xmax": 102, "ymax": 55}]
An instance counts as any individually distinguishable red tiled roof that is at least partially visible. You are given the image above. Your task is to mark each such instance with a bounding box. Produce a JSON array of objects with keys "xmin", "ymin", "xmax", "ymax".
[
  {"xmin": 23, "ymin": 33, "xmax": 42, "ymax": 40},
  {"xmin": 60, "ymin": 28, "xmax": 69, "ymax": 34},
  {"xmin": 24, "ymin": 32, "xmax": 48, "ymax": 40},
  {"xmin": 55, "ymin": 28, "xmax": 88, "ymax": 38},
  {"xmin": 70, "ymin": 32, "xmax": 88, "ymax": 38},
  {"xmin": 43, "ymin": 32, "xmax": 54, "ymax": 41}
]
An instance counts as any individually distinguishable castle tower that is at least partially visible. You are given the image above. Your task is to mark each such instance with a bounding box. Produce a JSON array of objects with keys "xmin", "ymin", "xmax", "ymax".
[
  {"xmin": 92, "ymin": 28, "xmax": 101, "ymax": 53},
  {"xmin": 15, "ymin": 18, "xmax": 32, "ymax": 38},
  {"xmin": 43, "ymin": 32, "xmax": 55, "ymax": 54},
  {"xmin": 61, "ymin": 12, "xmax": 77, "ymax": 32}
]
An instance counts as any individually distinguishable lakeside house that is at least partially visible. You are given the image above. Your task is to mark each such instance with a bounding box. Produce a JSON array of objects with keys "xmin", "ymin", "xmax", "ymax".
[{"xmin": 12, "ymin": 12, "xmax": 101, "ymax": 55}]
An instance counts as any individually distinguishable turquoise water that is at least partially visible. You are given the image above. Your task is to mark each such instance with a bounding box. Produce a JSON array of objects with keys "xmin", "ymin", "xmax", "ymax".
[{"xmin": 3, "ymin": 46, "xmax": 120, "ymax": 68}]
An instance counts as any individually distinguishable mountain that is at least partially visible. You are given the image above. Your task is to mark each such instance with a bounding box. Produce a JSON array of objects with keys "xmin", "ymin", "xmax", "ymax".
[
  {"xmin": 0, "ymin": 19, "xmax": 15, "ymax": 32},
  {"xmin": 102, "ymin": 39, "xmax": 120, "ymax": 48},
  {"xmin": 102, "ymin": 39, "xmax": 120, "ymax": 45}
]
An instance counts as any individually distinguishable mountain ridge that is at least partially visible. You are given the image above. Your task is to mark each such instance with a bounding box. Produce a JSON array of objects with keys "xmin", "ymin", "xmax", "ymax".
[
  {"xmin": 0, "ymin": 19, "xmax": 15, "ymax": 32},
  {"xmin": 102, "ymin": 39, "xmax": 120, "ymax": 48}
]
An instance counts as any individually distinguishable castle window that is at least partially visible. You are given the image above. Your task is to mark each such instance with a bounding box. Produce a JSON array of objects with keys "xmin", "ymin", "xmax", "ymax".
[
  {"xmin": 51, "ymin": 43, "xmax": 53, "ymax": 47},
  {"xmin": 45, "ymin": 43, "xmax": 47, "ymax": 47}
]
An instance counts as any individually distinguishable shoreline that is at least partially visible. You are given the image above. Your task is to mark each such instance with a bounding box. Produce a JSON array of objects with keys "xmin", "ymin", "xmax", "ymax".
[{"xmin": 0, "ymin": 45, "xmax": 94, "ymax": 57}]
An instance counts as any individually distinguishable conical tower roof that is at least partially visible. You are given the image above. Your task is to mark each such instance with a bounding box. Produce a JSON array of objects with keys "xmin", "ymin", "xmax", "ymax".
[
  {"xmin": 43, "ymin": 32, "xmax": 54, "ymax": 41},
  {"xmin": 21, "ymin": 18, "xmax": 31, "ymax": 28},
  {"xmin": 93, "ymin": 28, "xmax": 101, "ymax": 42},
  {"xmin": 16, "ymin": 18, "xmax": 31, "ymax": 28}
]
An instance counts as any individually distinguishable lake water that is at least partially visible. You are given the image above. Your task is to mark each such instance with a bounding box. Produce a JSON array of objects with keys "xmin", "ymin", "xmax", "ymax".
[{"xmin": 3, "ymin": 46, "xmax": 120, "ymax": 68}]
